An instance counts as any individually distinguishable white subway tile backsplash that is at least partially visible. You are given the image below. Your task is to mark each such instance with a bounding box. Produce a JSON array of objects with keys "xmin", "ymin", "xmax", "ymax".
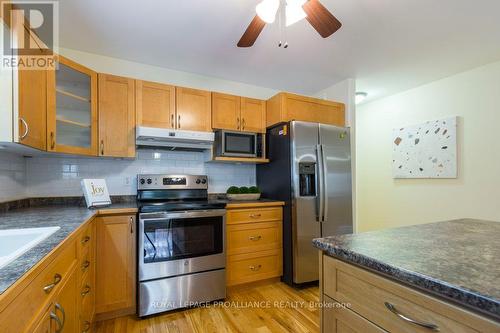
[
  {"xmin": 25, "ymin": 149, "xmax": 256, "ymax": 197},
  {"xmin": 0, "ymin": 152, "xmax": 26, "ymax": 202}
]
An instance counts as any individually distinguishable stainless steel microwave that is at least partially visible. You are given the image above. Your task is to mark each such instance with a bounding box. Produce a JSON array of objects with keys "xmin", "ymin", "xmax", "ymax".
[{"xmin": 214, "ymin": 130, "xmax": 262, "ymax": 158}]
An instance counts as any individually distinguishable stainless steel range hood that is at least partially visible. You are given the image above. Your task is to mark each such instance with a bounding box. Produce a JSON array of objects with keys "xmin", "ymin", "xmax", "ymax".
[{"xmin": 136, "ymin": 126, "xmax": 214, "ymax": 151}]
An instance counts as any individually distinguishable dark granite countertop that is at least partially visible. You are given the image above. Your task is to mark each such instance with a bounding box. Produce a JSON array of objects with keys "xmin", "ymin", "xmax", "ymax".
[
  {"xmin": 313, "ymin": 219, "xmax": 500, "ymax": 320},
  {"xmin": 0, "ymin": 201, "xmax": 137, "ymax": 295}
]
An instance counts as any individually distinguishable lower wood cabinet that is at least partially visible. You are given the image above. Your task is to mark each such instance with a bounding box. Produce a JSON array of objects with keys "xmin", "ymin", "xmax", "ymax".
[
  {"xmin": 226, "ymin": 204, "xmax": 283, "ymax": 286},
  {"xmin": 95, "ymin": 214, "xmax": 136, "ymax": 319},
  {"xmin": 320, "ymin": 255, "xmax": 500, "ymax": 333}
]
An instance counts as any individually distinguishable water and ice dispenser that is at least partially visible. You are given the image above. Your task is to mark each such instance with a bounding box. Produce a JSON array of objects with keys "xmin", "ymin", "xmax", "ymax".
[{"xmin": 299, "ymin": 162, "xmax": 316, "ymax": 197}]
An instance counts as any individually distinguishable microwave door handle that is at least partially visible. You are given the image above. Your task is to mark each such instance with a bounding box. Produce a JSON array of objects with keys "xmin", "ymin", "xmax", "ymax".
[{"xmin": 316, "ymin": 144, "xmax": 324, "ymax": 222}]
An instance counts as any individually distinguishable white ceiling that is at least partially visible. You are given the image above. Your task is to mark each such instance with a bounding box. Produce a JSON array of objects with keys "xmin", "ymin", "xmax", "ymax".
[{"xmin": 57, "ymin": 0, "xmax": 500, "ymax": 103}]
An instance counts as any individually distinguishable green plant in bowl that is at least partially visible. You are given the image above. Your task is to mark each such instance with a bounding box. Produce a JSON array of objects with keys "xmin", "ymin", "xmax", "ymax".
[
  {"xmin": 248, "ymin": 186, "xmax": 261, "ymax": 194},
  {"xmin": 239, "ymin": 186, "xmax": 250, "ymax": 194},
  {"xmin": 226, "ymin": 186, "xmax": 240, "ymax": 194}
]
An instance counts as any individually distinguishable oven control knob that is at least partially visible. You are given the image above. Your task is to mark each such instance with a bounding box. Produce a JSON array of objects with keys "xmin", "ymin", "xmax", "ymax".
[
  {"xmin": 140, "ymin": 179, "xmax": 145, "ymax": 185},
  {"xmin": 196, "ymin": 179, "xmax": 201, "ymax": 184},
  {"xmin": 147, "ymin": 179, "xmax": 152, "ymax": 184},
  {"xmin": 201, "ymin": 179, "xmax": 207, "ymax": 184}
]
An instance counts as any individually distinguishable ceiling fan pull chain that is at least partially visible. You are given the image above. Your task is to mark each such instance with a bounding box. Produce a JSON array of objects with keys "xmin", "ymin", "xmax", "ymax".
[{"xmin": 278, "ymin": 4, "xmax": 283, "ymax": 47}]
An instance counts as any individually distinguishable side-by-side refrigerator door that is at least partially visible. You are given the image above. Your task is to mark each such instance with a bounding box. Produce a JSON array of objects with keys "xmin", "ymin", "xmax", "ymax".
[
  {"xmin": 290, "ymin": 121, "xmax": 321, "ymax": 284},
  {"xmin": 319, "ymin": 124, "xmax": 353, "ymax": 237}
]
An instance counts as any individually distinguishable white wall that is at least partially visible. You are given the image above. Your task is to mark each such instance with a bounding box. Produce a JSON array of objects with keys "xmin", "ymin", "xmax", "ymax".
[
  {"xmin": 60, "ymin": 48, "xmax": 278, "ymax": 100},
  {"xmin": 356, "ymin": 60, "xmax": 500, "ymax": 232},
  {"xmin": 26, "ymin": 149, "xmax": 255, "ymax": 197},
  {"xmin": 0, "ymin": 151, "xmax": 26, "ymax": 202}
]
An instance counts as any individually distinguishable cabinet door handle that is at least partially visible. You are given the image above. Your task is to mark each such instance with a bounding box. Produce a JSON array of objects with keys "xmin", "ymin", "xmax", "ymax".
[
  {"xmin": 82, "ymin": 320, "xmax": 91, "ymax": 332},
  {"xmin": 81, "ymin": 235, "xmax": 90, "ymax": 245},
  {"xmin": 249, "ymin": 213, "xmax": 261, "ymax": 219},
  {"xmin": 385, "ymin": 302, "xmax": 439, "ymax": 331},
  {"xmin": 178, "ymin": 114, "xmax": 181, "ymax": 128},
  {"xmin": 43, "ymin": 273, "xmax": 62, "ymax": 293},
  {"xmin": 50, "ymin": 131, "xmax": 55, "ymax": 149},
  {"xmin": 19, "ymin": 117, "xmax": 29, "ymax": 140},
  {"xmin": 81, "ymin": 284, "xmax": 91, "ymax": 297},
  {"xmin": 100, "ymin": 140, "xmax": 104, "ymax": 155},
  {"xmin": 171, "ymin": 114, "xmax": 175, "ymax": 128},
  {"xmin": 55, "ymin": 303, "xmax": 66, "ymax": 328},
  {"xmin": 81, "ymin": 260, "xmax": 90, "ymax": 271},
  {"xmin": 242, "ymin": 118, "xmax": 245, "ymax": 130},
  {"xmin": 249, "ymin": 264, "xmax": 262, "ymax": 271},
  {"xmin": 50, "ymin": 311, "xmax": 63, "ymax": 333},
  {"xmin": 237, "ymin": 117, "xmax": 240, "ymax": 130},
  {"xmin": 249, "ymin": 235, "xmax": 262, "ymax": 241},
  {"xmin": 130, "ymin": 217, "xmax": 134, "ymax": 233}
]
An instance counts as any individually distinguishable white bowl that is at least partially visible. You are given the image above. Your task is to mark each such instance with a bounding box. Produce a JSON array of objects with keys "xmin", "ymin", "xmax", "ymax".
[{"xmin": 226, "ymin": 193, "xmax": 261, "ymax": 201}]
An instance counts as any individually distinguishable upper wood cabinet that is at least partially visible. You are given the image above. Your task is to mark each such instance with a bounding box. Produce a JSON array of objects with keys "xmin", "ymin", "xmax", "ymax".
[
  {"xmin": 212, "ymin": 92, "xmax": 240, "ymax": 131},
  {"xmin": 136, "ymin": 80, "xmax": 175, "ymax": 129},
  {"xmin": 241, "ymin": 97, "xmax": 266, "ymax": 133},
  {"xmin": 46, "ymin": 56, "xmax": 98, "ymax": 156},
  {"xmin": 212, "ymin": 93, "xmax": 266, "ymax": 133},
  {"xmin": 98, "ymin": 74, "xmax": 136, "ymax": 158},
  {"xmin": 95, "ymin": 214, "xmax": 136, "ymax": 316},
  {"xmin": 176, "ymin": 87, "xmax": 211, "ymax": 132},
  {"xmin": 267, "ymin": 92, "xmax": 345, "ymax": 127}
]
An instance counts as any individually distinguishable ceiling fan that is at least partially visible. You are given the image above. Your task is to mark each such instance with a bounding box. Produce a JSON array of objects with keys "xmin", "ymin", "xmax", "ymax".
[{"xmin": 237, "ymin": 0, "xmax": 342, "ymax": 48}]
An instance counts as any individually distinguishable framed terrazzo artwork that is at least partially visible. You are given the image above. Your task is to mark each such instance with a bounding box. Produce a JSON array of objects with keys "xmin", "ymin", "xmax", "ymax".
[{"xmin": 392, "ymin": 116, "xmax": 458, "ymax": 179}]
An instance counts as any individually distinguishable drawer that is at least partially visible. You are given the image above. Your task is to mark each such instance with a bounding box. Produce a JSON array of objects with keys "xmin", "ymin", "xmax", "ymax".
[
  {"xmin": 227, "ymin": 249, "xmax": 282, "ymax": 286},
  {"xmin": 227, "ymin": 221, "xmax": 282, "ymax": 255},
  {"xmin": 0, "ymin": 239, "xmax": 77, "ymax": 332},
  {"xmin": 323, "ymin": 295, "xmax": 387, "ymax": 333},
  {"xmin": 78, "ymin": 220, "xmax": 94, "ymax": 255},
  {"xmin": 322, "ymin": 256, "xmax": 498, "ymax": 333},
  {"xmin": 227, "ymin": 207, "xmax": 282, "ymax": 225}
]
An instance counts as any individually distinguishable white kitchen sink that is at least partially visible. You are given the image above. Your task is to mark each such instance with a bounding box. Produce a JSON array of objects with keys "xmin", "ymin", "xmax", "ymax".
[{"xmin": 0, "ymin": 226, "xmax": 61, "ymax": 270}]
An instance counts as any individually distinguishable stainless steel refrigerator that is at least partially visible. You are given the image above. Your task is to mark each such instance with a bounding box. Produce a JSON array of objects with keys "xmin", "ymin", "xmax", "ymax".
[{"xmin": 257, "ymin": 121, "xmax": 353, "ymax": 285}]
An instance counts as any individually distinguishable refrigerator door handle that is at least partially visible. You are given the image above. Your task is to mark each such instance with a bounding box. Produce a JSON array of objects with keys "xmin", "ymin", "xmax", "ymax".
[
  {"xmin": 320, "ymin": 144, "xmax": 329, "ymax": 222},
  {"xmin": 316, "ymin": 144, "xmax": 324, "ymax": 222}
]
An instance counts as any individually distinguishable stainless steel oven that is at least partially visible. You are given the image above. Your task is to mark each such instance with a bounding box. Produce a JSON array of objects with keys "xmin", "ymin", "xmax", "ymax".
[
  {"xmin": 215, "ymin": 130, "xmax": 261, "ymax": 158},
  {"xmin": 138, "ymin": 210, "xmax": 226, "ymax": 281},
  {"xmin": 137, "ymin": 174, "xmax": 227, "ymax": 317}
]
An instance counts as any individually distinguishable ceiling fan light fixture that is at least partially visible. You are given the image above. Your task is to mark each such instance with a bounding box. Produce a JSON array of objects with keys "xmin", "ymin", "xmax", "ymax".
[
  {"xmin": 285, "ymin": 3, "xmax": 307, "ymax": 26},
  {"xmin": 256, "ymin": 0, "xmax": 280, "ymax": 24}
]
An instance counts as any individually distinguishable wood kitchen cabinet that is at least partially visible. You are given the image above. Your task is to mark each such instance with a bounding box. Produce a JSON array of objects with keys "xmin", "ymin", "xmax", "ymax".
[
  {"xmin": 136, "ymin": 80, "xmax": 176, "ymax": 129},
  {"xmin": 226, "ymin": 203, "xmax": 284, "ymax": 286},
  {"xmin": 176, "ymin": 87, "xmax": 212, "ymax": 132},
  {"xmin": 95, "ymin": 214, "xmax": 136, "ymax": 319},
  {"xmin": 266, "ymin": 92, "xmax": 345, "ymax": 128},
  {"xmin": 98, "ymin": 74, "xmax": 136, "ymax": 158},
  {"xmin": 46, "ymin": 56, "xmax": 98, "ymax": 156},
  {"xmin": 212, "ymin": 92, "xmax": 266, "ymax": 133}
]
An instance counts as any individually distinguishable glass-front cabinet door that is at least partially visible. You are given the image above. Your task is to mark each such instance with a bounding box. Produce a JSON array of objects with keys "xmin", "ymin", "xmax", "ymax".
[{"xmin": 46, "ymin": 56, "xmax": 98, "ymax": 155}]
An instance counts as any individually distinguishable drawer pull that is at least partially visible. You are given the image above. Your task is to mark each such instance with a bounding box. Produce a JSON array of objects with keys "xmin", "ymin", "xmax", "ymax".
[
  {"xmin": 81, "ymin": 260, "xmax": 90, "ymax": 271},
  {"xmin": 249, "ymin": 235, "xmax": 262, "ymax": 241},
  {"xmin": 43, "ymin": 273, "xmax": 62, "ymax": 293},
  {"xmin": 81, "ymin": 284, "xmax": 91, "ymax": 296},
  {"xmin": 82, "ymin": 320, "xmax": 91, "ymax": 332},
  {"xmin": 50, "ymin": 311, "xmax": 63, "ymax": 333},
  {"xmin": 55, "ymin": 303, "xmax": 66, "ymax": 328},
  {"xmin": 249, "ymin": 214, "xmax": 262, "ymax": 218},
  {"xmin": 384, "ymin": 302, "xmax": 440, "ymax": 331},
  {"xmin": 81, "ymin": 235, "xmax": 90, "ymax": 245},
  {"xmin": 249, "ymin": 264, "xmax": 262, "ymax": 271}
]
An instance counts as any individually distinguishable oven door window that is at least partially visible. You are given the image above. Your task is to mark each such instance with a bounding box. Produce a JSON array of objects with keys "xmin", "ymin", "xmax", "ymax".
[
  {"xmin": 143, "ymin": 216, "xmax": 223, "ymax": 263},
  {"xmin": 224, "ymin": 132, "xmax": 255, "ymax": 155}
]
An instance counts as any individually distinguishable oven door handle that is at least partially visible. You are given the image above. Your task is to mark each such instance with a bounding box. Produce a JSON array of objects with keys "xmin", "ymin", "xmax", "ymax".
[{"xmin": 140, "ymin": 209, "xmax": 226, "ymax": 221}]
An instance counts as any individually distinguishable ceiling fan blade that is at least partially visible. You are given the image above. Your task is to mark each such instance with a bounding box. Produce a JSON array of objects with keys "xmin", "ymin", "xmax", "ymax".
[
  {"xmin": 237, "ymin": 15, "xmax": 266, "ymax": 47},
  {"xmin": 303, "ymin": 0, "xmax": 342, "ymax": 38}
]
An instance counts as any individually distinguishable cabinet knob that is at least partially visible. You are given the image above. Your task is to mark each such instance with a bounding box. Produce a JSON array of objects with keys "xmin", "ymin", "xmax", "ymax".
[
  {"xmin": 249, "ymin": 264, "xmax": 262, "ymax": 271},
  {"xmin": 81, "ymin": 260, "xmax": 90, "ymax": 271},
  {"xmin": 81, "ymin": 284, "xmax": 91, "ymax": 297},
  {"xmin": 249, "ymin": 235, "xmax": 262, "ymax": 241},
  {"xmin": 81, "ymin": 235, "xmax": 90, "ymax": 245},
  {"xmin": 249, "ymin": 213, "xmax": 261, "ymax": 219}
]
